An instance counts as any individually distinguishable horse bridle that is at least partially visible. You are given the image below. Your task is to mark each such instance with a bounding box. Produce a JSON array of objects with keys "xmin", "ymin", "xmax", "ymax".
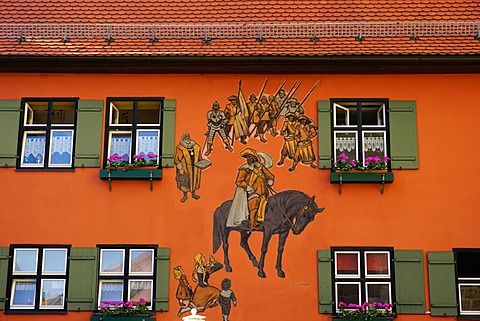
[{"xmin": 268, "ymin": 186, "xmax": 314, "ymax": 228}]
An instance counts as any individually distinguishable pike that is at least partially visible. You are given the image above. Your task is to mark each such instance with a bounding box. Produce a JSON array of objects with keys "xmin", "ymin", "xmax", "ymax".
[
  {"xmin": 248, "ymin": 78, "xmax": 288, "ymax": 136},
  {"xmin": 273, "ymin": 79, "xmax": 303, "ymax": 120},
  {"xmin": 247, "ymin": 78, "xmax": 268, "ymax": 124},
  {"xmin": 298, "ymin": 80, "xmax": 320, "ymax": 108}
]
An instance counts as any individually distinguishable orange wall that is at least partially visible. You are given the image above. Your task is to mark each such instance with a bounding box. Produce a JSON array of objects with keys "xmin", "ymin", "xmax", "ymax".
[{"xmin": 1, "ymin": 73, "xmax": 479, "ymax": 321}]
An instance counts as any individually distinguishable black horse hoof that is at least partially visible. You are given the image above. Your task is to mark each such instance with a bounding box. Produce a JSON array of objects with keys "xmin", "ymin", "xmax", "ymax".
[
  {"xmin": 277, "ymin": 270, "xmax": 286, "ymax": 278},
  {"xmin": 225, "ymin": 266, "xmax": 233, "ymax": 273},
  {"xmin": 258, "ymin": 270, "xmax": 266, "ymax": 278}
]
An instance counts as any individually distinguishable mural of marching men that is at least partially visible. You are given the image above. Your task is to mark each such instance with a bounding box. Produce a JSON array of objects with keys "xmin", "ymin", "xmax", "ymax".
[
  {"xmin": 204, "ymin": 101, "xmax": 233, "ymax": 156},
  {"xmin": 228, "ymin": 148, "xmax": 275, "ymax": 232},
  {"xmin": 288, "ymin": 115, "xmax": 318, "ymax": 172},
  {"xmin": 277, "ymin": 112, "xmax": 299, "ymax": 167},
  {"xmin": 224, "ymin": 95, "xmax": 249, "ymax": 145},
  {"xmin": 174, "ymin": 132, "xmax": 211, "ymax": 202}
]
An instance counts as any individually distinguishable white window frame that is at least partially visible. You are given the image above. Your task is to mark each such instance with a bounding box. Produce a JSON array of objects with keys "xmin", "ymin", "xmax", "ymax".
[
  {"xmin": 364, "ymin": 251, "xmax": 391, "ymax": 278},
  {"xmin": 20, "ymin": 131, "xmax": 47, "ymax": 168},
  {"xmin": 128, "ymin": 279, "xmax": 153, "ymax": 307},
  {"xmin": 99, "ymin": 249, "xmax": 126, "ymax": 276},
  {"xmin": 39, "ymin": 279, "xmax": 66, "ymax": 309},
  {"xmin": 362, "ymin": 131, "xmax": 387, "ymax": 164},
  {"xmin": 334, "ymin": 131, "xmax": 358, "ymax": 164},
  {"xmin": 458, "ymin": 283, "xmax": 480, "ymax": 315},
  {"xmin": 129, "ymin": 249, "xmax": 154, "ymax": 276},
  {"xmin": 135, "ymin": 130, "xmax": 160, "ymax": 163},
  {"xmin": 42, "ymin": 248, "xmax": 68, "ymax": 275},
  {"xmin": 13, "ymin": 248, "xmax": 39, "ymax": 275},
  {"xmin": 48, "ymin": 129, "xmax": 75, "ymax": 168},
  {"xmin": 335, "ymin": 282, "xmax": 362, "ymax": 313},
  {"xmin": 333, "ymin": 103, "xmax": 355, "ymax": 127},
  {"xmin": 10, "ymin": 279, "xmax": 37, "ymax": 309},
  {"xmin": 136, "ymin": 101, "xmax": 161, "ymax": 126},
  {"xmin": 98, "ymin": 280, "xmax": 124, "ymax": 304},
  {"xmin": 335, "ymin": 251, "xmax": 360, "ymax": 278},
  {"xmin": 365, "ymin": 281, "xmax": 392, "ymax": 304}
]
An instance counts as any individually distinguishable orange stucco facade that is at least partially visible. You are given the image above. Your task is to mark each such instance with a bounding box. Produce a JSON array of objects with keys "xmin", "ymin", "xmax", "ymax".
[{"xmin": 1, "ymin": 72, "xmax": 479, "ymax": 321}]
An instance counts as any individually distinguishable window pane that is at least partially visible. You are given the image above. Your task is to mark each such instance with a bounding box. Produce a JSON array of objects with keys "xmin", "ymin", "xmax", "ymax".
[
  {"xmin": 367, "ymin": 283, "xmax": 391, "ymax": 303},
  {"xmin": 24, "ymin": 102, "xmax": 48, "ymax": 125},
  {"xmin": 334, "ymin": 132, "xmax": 358, "ymax": 163},
  {"xmin": 366, "ymin": 252, "xmax": 389, "ymax": 276},
  {"xmin": 363, "ymin": 132, "xmax": 386, "ymax": 161},
  {"xmin": 11, "ymin": 280, "xmax": 36, "ymax": 308},
  {"xmin": 460, "ymin": 284, "xmax": 480, "ymax": 312},
  {"xmin": 336, "ymin": 252, "xmax": 359, "ymax": 276},
  {"xmin": 99, "ymin": 281, "xmax": 124, "ymax": 303},
  {"xmin": 51, "ymin": 101, "xmax": 75, "ymax": 125},
  {"xmin": 337, "ymin": 283, "xmax": 360, "ymax": 305},
  {"xmin": 334, "ymin": 103, "xmax": 357, "ymax": 126},
  {"xmin": 361, "ymin": 102, "xmax": 385, "ymax": 126},
  {"xmin": 49, "ymin": 130, "xmax": 74, "ymax": 167},
  {"xmin": 137, "ymin": 101, "xmax": 160, "ymax": 125},
  {"xmin": 100, "ymin": 250, "xmax": 125, "ymax": 274},
  {"xmin": 21, "ymin": 132, "xmax": 46, "ymax": 166},
  {"xmin": 136, "ymin": 131, "xmax": 159, "ymax": 164},
  {"xmin": 14, "ymin": 249, "xmax": 38, "ymax": 274},
  {"xmin": 129, "ymin": 280, "xmax": 153, "ymax": 304},
  {"xmin": 40, "ymin": 279, "xmax": 65, "ymax": 308},
  {"xmin": 43, "ymin": 249, "xmax": 67, "ymax": 274},
  {"xmin": 457, "ymin": 252, "xmax": 480, "ymax": 278},
  {"xmin": 108, "ymin": 132, "xmax": 132, "ymax": 162},
  {"xmin": 110, "ymin": 101, "xmax": 133, "ymax": 125},
  {"xmin": 130, "ymin": 250, "xmax": 154, "ymax": 274}
]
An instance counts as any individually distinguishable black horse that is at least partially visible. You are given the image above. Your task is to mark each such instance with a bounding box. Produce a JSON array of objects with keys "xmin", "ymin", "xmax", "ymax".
[{"xmin": 212, "ymin": 190, "xmax": 325, "ymax": 278}]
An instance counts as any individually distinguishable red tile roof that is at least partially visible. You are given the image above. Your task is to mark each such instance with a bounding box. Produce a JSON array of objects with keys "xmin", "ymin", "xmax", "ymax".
[{"xmin": 0, "ymin": 0, "xmax": 479, "ymax": 58}]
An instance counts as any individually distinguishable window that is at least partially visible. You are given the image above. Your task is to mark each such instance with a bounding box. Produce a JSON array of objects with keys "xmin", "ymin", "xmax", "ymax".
[
  {"xmin": 332, "ymin": 247, "xmax": 395, "ymax": 315},
  {"xmin": 7, "ymin": 245, "xmax": 70, "ymax": 312},
  {"xmin": 317, "ymin": 100, "xmax": 418, "ymax": 170},
  {"xmin": 332, "ymin": 99, "xmax": 389, "ymax": 169},
  {"xmin": 17, "ymin": 99, "xmax": 78, "ymax": 169},
  {"xmin": 455, "ymin": 249, "xmax": 480, "ymax": 316},
  {"xmin": 97, "ymin": 246, "xmax": 156, "ymax": 309},
  {"xmin": 104, "ymin": 98, "xmax": 163, "ymax": 167}
]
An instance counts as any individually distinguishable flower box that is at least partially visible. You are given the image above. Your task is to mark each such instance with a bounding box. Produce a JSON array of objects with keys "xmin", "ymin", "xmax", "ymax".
[
  {"xmin": 330, "ymin": 171, "xmax": 394, "ymax": 183},
  {"xmin": 91, "ymin": 315, "xmax": 155, "ymax": 321},
  {"xmin": 100, "ymin": 168, "xmax": 162, "ymax": 180}
]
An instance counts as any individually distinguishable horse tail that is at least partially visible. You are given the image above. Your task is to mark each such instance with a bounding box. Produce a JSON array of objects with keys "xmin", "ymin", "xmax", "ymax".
[{"xmin": 212, "ymin": 202, "xmax": 228, "ymax": 254}]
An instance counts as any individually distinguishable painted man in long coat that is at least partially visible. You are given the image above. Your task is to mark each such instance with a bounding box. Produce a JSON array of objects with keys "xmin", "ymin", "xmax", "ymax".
[
  {"xmin": 230, "ymin": 148, "xmax": 275, "ymax": 231},
  {"xmin": 174, "ymin": 132, "xmax": 203, "ymax": 202},
  {"xmin": 289, "ymin": 115, "xmax": 318, "ymax": 172}
]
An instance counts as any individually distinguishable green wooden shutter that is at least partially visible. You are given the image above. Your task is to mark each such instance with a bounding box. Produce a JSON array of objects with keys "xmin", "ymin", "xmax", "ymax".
[
  {"xmin": 68, "ymin": 248, "xmax": 98, "ymax": 311},
  {"xmin": 394, "ymin": 250, "xmax": 425, "ymax": 314},
  {"xmin": 317, "ymin": 100, "xmax": 332, "ymax": 169},
  {"xmin": 155, "ymin": 247, "xmax": 170, "ymax": 312},
  {"xmin": 161, "ymin": 100, "xmax": 176, "ymax": 168},
  {"xmin": 427, "ymin": 252, "xmax": 457, "ymax": 316},
  {"xmin": 0, "ymin": 100, "xmax": 20, "ymax": 167},
  {"xmin": 0, "ymin": 247, "xmax": 9, "ymax": 310},
  {"xmin": 318, "ymin": 249, "xmax": 333, "ymax": 314},
  {"xmin": 75, "ymin": 100, "xmax": 103, "ymax": 168},
  {"xmin": 389, "ymin": 100, "xmax": 418, "ymax": 169}
]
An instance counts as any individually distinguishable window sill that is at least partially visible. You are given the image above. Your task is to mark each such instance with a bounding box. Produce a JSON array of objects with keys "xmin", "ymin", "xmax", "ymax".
[
  {"xmin": 91, "ymin": 315, "xmax": 155, "ymax": 321},
  {"xmin": 99, "ymin": 168, "xmax": 162, "ymax": 180},
  {"xmin": 330, "ymin": 171, "xmax": 394, "ymax": 195}
]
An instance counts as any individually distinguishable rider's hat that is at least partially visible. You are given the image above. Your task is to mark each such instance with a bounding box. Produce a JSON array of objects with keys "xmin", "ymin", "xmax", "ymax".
[{"xmin": 240, "ymin": 148, "xmax": 258, "ymax": 159}]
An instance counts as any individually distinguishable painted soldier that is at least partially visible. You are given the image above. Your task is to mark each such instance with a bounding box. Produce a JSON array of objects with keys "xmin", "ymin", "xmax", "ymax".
[
  {"xmin": 289, "ymin": 115, "xmax": 318, "ymax": 172},
  {"xmin": 277, "ymin": 112, "xmax": 298, "ymax": 166},
  {"xmin": 234, "ymin": 148, "xmax": 274, "ymax": 231},
  {"xmin": 204, "ymin": 101, "xmax": 233, "ymax": 156},
  {"xmin": 224, "ymin": 95, "xmax": 248, "ymax": 145}
]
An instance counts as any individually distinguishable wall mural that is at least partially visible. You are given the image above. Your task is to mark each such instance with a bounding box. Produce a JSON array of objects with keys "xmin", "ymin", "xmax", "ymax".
[{"xmin": 173, "ymin": 79, "xmax": 325, "ymax": 319}]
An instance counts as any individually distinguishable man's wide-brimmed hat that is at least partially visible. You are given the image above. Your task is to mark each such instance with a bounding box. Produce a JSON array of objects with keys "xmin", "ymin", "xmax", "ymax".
[
  {"xmin": 240, "ymin": 148, "xmax": 258, "ymax": 159},
  {"xmin": 228, "ymin": 95, "xmax": 238, "ymax": 101}
]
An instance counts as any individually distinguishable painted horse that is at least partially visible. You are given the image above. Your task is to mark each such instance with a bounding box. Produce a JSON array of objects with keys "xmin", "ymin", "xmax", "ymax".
[{"xmin": 212, "ymin": 190, "xmax": 325, "ymax": 278}]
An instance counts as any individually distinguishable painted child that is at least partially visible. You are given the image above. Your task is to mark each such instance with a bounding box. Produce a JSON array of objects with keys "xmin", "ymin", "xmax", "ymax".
[{"xmin": 218, "ymin": 278, "xmax": 237, "ymax": 321}]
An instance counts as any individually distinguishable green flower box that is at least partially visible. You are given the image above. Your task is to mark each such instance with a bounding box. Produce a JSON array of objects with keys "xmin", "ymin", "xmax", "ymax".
[
  {"xmin": 330, "ymin": 171, "xmax": 394, "ymax": 183},
  {"xmin": 100, "ymin": 168, "xmax": 162, "ymax": 180},
  {"xmin": 91, "ymin": 315, "xmax": 155, "ymax": 321}
]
